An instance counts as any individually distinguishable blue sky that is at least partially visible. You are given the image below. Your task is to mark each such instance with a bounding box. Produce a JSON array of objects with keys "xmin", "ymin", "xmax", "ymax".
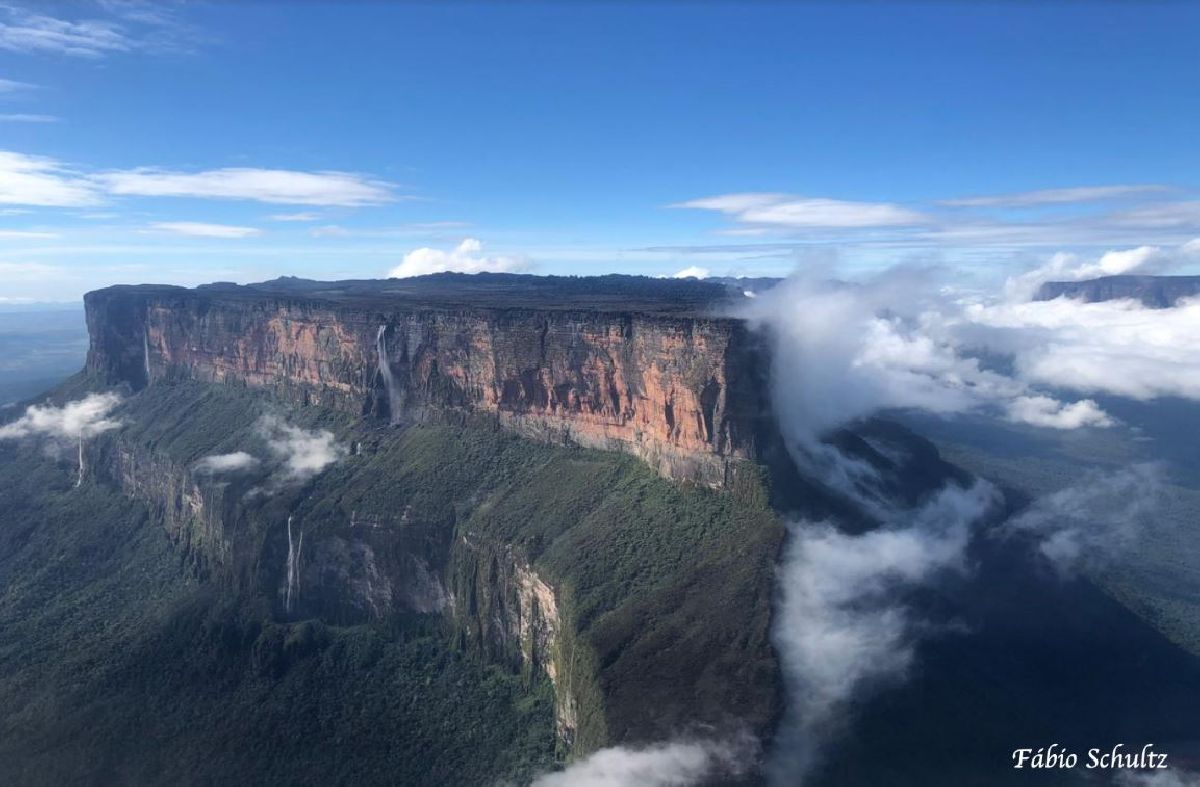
[{"xmin": 2, "ymin": 1, "xmax": 1199, "ymax": 301}]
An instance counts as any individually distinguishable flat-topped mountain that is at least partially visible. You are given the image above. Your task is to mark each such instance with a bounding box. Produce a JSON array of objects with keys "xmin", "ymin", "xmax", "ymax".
[
  {"xmin": 1035, "ymin": 274, "xmax": 1200, "ymax": 307},
  {"xmin": 86, "ymin": 274, "xmax": 771, "ymax": 487}
]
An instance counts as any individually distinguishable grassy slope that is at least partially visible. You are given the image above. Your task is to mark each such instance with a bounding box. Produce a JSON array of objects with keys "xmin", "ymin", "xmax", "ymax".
[{"xmin": 0, "ymin": 378, "xmax": 784, "ymax": 783}]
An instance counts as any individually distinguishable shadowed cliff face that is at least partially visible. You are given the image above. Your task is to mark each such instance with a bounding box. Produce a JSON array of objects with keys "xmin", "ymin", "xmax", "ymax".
[
  {"xmin": 1036, "ymin": 274, "xmax": 1200, "ymax": 307},
  {"xmin": 85, "ymin": 283, "xmax": 770, "ymax": 486}
]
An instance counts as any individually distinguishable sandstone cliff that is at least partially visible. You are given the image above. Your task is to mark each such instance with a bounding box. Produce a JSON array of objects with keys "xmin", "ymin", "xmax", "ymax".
[{"xmin": 84, "ymin": 277, "xmax": 771, "ymax": 486}]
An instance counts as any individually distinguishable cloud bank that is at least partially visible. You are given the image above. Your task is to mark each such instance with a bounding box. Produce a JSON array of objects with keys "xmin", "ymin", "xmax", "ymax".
[
  {"xmin": 771, "ymin": 481, "xmax": 999, "ymax": 782},
  {"xmin": 741, "ymin": 272, "xmax": 1113, "ymax": 447},
  {"xmin": 387, "ymin": 238, "xmax": 529, "ymax": 278}
]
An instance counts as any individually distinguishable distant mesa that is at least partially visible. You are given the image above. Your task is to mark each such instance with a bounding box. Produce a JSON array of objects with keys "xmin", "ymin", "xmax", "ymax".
[{"xmin": 1036, "ymin": 274, "xmax": 1200, "ymax": 308}]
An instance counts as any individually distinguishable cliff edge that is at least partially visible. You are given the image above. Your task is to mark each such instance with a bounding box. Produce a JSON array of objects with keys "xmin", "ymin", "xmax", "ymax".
[{"xmin": 85, "ymin": 274, "xmax": 772, "ymax": 486}]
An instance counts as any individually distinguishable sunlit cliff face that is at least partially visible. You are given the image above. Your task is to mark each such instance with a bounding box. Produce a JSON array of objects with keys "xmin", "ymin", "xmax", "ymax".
[{"xmin": 89, "ymin": 287, "xmax": 771, "ymax": 486}]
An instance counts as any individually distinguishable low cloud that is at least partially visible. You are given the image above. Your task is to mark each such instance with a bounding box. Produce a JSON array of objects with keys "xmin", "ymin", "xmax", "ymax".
[
  {"xmin": 1005, "ymin": 395, "xmax": 1111, "ymax": 430},
  {"xmin": 387, "ymin": 238, "xmax": 529, "ymax": 278},
  {"xmin": 1117, "ymin": 769, "xmax": 1200, "ymax": 787},
  {"xmin": 194, "ymin": 451, "xmax": 260, "ymax": 475},
  {"xmin": 532, "ymin": 736, "xmax": 755, "ymax": 787},
  {"xmin": 745, "ymin": 258, "xmax": 1200, "ymax": 440},
  {"xmin": 966, "ymin": 295, "xmax": 1200, "ymax": 402},
  {"xmin": 1001, "ymin": 464, "xmax": 1164, "ymax": 573},
  {"xmin": 1003, "ymin": 241, "xmax": 1195, "ymax": 301},
  {"xmin": 772, "ymin": 481, "xmax": 999, "ymax": 781},
  {"xmin": 0, "ymin": 393, "xmax": 122, "ymax": 441},
  {"xmin": 742, "ymin": 272, "xmax": 1109, "ymax": 443},
  {"xmin": 256, "ymin": 415, "xmax": 345, "ymax": 481},
  {"xmin": 671, "ymin": 266, "xmax": 710, "ymax": 279},
  {"xmin": 149, "ymin": 221, "xmax": 262, "ymax": 239}
]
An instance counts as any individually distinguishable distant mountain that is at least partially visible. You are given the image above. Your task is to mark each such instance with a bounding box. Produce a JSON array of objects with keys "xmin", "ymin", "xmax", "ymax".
[{"xmin": 1036, "ymin": 274, "xmax": 1200, "ymax": 307}]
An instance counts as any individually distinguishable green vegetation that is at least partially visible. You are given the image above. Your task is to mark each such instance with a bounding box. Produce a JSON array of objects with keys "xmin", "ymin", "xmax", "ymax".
[
  {"xmin": 0, "ymin": 435, "xmax": 557, "ymax": 786},
  {"xmin": 0, "ymin": 377, "xmax": 784, "ymax": 782}
]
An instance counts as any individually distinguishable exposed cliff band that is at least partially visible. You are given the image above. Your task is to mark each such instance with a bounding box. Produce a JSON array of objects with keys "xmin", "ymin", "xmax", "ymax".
[{"xmin": 85, "ymin": 280, "xmax": 772, "ymax": 486}]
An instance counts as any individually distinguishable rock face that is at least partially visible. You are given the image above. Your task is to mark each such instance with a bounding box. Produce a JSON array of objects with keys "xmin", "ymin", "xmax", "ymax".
[
  {"xmin": 1036, "ymin": 275, "xmax": 1200, "ymax": 308},
  {"xmin": 85, "ymin": 279, "xmax": 771, "ymax": 486}
]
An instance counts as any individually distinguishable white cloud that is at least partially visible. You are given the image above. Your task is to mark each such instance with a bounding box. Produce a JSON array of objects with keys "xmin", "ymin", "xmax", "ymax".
[
  {"xmin": 772, "ymin": 481, "xmax": 999, "ymax": 780},
  {"xmin": 671, "ymin": 265, "xmax": 709, "ymax": 279},
  {"xmin": 532, "ymin": 737, "xmax": 753, "ymax": 787},
  {"xmin": 194, "ymin": 451, "xmax": 260, "ymax": 474},
  {"xmin": 1004, "ymin": 242, "xmax": 1191, "ymax": 301},
  {"xmin": 0, "ymin": 6, "xmax": 131, "ymax": 57},
  {"xmin": 742, "ymin": 274, "xmax": 1108, "ymax": 444},
  {"xmin": 0, "ymin": 229, "xmax": 57, "ymax": 239},
  {"xmin": 388, "ymin": 238, "xmax": 529, "ymax": 278},
  {"xmin": 0, "ymin": 77, "xmax": 35, "ymax": 92},
  {"xmin": 309, "ymin": 224, "xmax": 350, "ymax": 238},
  {"xmin": 1001, "ymin": 464, "xmax": 1163, "ymax": 573},
  {"xmin": 0, "ymin": 261, "xmax": 64, "ymax": 279},
  {"xmin": 257, "ymin": 415, "xmax": 345, "ymax": 481},
  {"xmin": 0, "ymin": 3, "xmax": 194, "ymax": 59},
  {"xmin": 675, "ymin": 192, "xmax": 927, "ymax": 229},
  {"xmin": 149, "ymin": 221, "xmax": 262, "ymax": 239},
  {"xmin": 0, "ymin": 150, "xmax": 98, "ymax": 207},
  {"xmin": 0, "ymin": 113, "xmax": 57, "ymax": 123},
  {"xmin": 1005, "ymin": 395, "xmax": 1112, "ymax": 430},
  {"xmin": 967, "ymin": 296, "xmax": 1200, "ymax": 401},
  {"xmin": 97, "ymin": 167, "xmax": 396, "ymax": 206},
  {"xmin": 941, "ymin": 184, "xmax": 1170, "ymax": 208},
  {"xmin": 269, "ymin": 212, "xmax": 320, "ymax": 222},
  {"xmin": 1117, "ymin": 769, "xmax": 1200, "ymax": 787},
  {"xmin": 1109, "ymin": 200, "xmax": 1200, "ymax": 229},
  {"xmin": 0, "ymin": 393, "xmax": 123, "ymax": 441}
]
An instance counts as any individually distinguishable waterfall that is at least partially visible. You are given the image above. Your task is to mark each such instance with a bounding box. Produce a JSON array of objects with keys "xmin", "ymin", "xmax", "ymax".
[
  {"xmin": 75, "ymin": 434, "xmax": 84, "ymax": 488},
  {"xmin": 143, "ymin": 330, "xmax": 151, "ymax": 382},
  {"xmin": 376, "ymin": 324, "xmax": 398, "ymax": 423},
  {"xmin": 285, "ymin": 516, "xmax": 304, "ymax": 613}
]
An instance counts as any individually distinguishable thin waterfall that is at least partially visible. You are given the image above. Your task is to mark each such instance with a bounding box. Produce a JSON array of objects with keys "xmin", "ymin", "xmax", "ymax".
[
  {"xmin": 143, "ymin": 329, "xmax": 151, "ymax": 382},
  {"xmin": 376, "ymin": 324, "xmax": 398, "ymax": 423},
  {"xmin": 285, "ymin": 516, "xmax": 303, "ymax": 613},
  {"xmin": 75, "ymin": 434, "xmax": 84, "ymax": 488}
]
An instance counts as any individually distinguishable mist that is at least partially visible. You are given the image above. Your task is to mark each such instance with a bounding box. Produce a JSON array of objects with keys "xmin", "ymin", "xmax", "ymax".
[
  {"xmin": 744, "ymin": 252, "xmax": 1191, "ymax": 783},
  {"xmin": 1000, "ymin": 463, "xmax": 1165, "ymax": 574},
  {"xmin": 531, "ymin": 735, "xmax": 756, "ymax": 787}
]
